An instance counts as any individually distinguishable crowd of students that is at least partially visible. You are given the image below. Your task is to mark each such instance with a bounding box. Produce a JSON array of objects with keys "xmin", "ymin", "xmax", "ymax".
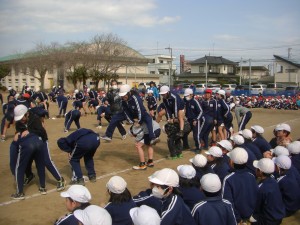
[{"xmin": 1, "ymin": 83, "xmax": 300, "ymax": 225}]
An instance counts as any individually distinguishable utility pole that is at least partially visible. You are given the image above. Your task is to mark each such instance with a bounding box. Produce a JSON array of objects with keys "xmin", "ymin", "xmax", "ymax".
[
  {"xmin": 249, "ymin": 59, "xmax": 252, "ymax": 94},
  {"xmin": 165, "ymin": 46, "xmax": 172, "ymax": 87},
  {"xmin": 288, "ymin": 48, "xmax": 292, "ymax": 83},
  {"xmin": 240, "ymin": 57, "xmax": 243, "ymax": 85},
  {"xmin": 205, "ymin": 57, "xmax": 208, "ymax": 87}
]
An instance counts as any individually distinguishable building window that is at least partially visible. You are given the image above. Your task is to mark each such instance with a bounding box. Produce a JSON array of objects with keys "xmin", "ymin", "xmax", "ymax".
[
  {"xmin": 22, "ymin": 78, "xmax": 26, "ymax": 82},
  {"xmin": 15, "ymin": 79, "xmax": 19, "ymax": 82},
  {"xmin": 152, "ymin": 59, "xmax": 155, "ymax": 63},
  {"xmin": 8, "ymin": 79, "xmax": 11, "ymax": 83},
  {"xmin": 30, "ymin": 78, "xmax": 34, "ymax": 82},
  {"xmin": 199, "ymin": 66, "xmax": 204, "ymax": 73},
  {"xmin": 228, "ymin": 66, "xmax": 233, "ymax": 73},
  {"xmin": 150, "ymin": 71, "xmax": 155, "ymax": 74},
  {"xmin": 159, "ymin": 71, "xmax": 164, "ymax": 74},
  {"xmin": 159, "ymin": 60, "xmax": 163, "ymax": 63}
]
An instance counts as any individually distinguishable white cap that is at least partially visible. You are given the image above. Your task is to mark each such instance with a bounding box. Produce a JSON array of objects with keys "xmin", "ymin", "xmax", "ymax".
[
  {"xmin": 251, "ymin": 125, "xmax": 264, "ymax": 134},
  {"xmin": 271, "ymin": 146, "xmax": 289, "ymax": 156},
  {"xmin": 273, "ymin": 155, "xmax": 291, "ymax": 170},
  {"xmin": 275, "ymin": 123, "xmax": 291, "ymax": 132},
  {"xmin": 235, "ymin": 101, "xmax": 240, "ymax": 105},
  {"xmin": 8, "ymin": 86, "xmax": 12, "ymax": 90},
  {"xmin": 119, "ymin": 84, "xmax": 131, "ymax": 97},
  {"xmin": 14, "ymin": 105, "xmax": 28, "ymax": 121},
  {"xmin": 184, "ymin": 88, "xmax": 193, "ymax": 96},
  {"xmin": 227, "ymin": 147, "xmax": 248, "ymax": 164},
  {"xmin": 159, "ymin": 85, "xmax": 170, "ymax": 94},
  {"xmin": 217, "ymin": 89, "xmax": 225, "ymax": 96},
  {"xmin": 231, "ymin": 134, "xmax": 245, "ymax": 145},
  {"xmin": 230, "ymin": 103, "xmax": 235, "ymax": 110},
  {"xmin": 217, "ymin": 140, "xmax": 233, "ymax": 151},
  {"xmin": 87, "ymin": 88, "xmax": 91, "ymax": 92},
  {"xmin": 177, "ymin": 165, "xmax": 196, "ymax": 179},
  {"xmin": 253, "ymin": 158, "xmax": 275, "ymax": 174},
  {"xmin": 200, "ymin": 173, "xmax": 221, "ymax": 193},
  {"xmin": 148, "ymin": 168, "xmax": 179, "ymax": 187},
  {"xmin": 287, "ymin": 141, "xmax": 300, "ymax": 154},
  {"xmin": 241, "ymin": 129, "xmax": 252, "ymax": 140},
  {"xmin": 26, "ymin": 87, "xmax": 31, "ymax": 91},
  {"xmin": 53, "ymin": 85, "xmax": 56, "ymax": 88},
  {"xmin": 96, "ymin": 105, "xmax": 100, "ymax": 110},
  {"xmin": 189, "ymin": 154, "xmax": 207, "ymax": 167},
  {"xmin": 60, "ymin": 185, "xmax": 92, "ymax": 203},
  {"xmin": 147, "ymin": 89, "xmax": 153, "ymax": 94},
  {"xmin": 74, "ymin": 205, "xmax": 112, "ymax": 225},
  {"xmin": 205, "ymin": 146, "xmax": 223, "ymax": 157},
  {"xmin": 130, "ymin": 205, "xmax": 160, "ymax": 225},
  {"xmin": 75, "ymin": 89, "xmax": 79, "ymax": 94},
  {"xmin": 106, "ymin": 176, "xmax": 127, "ymax": 194}
]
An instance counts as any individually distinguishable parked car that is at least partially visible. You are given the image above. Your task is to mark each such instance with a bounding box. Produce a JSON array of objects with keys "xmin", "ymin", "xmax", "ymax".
[
  {"xmin": 264, "ymin": 83, "xmax": 285, "ymax": 95},
  {"xmin": 195, "ymin": 83, "xmax": 206, "ymax": 94},
  {"xmin": 251, "ymin": 84, "xmax": 267, "ymax": 95},
  {"xmin": 235, "ymin": 85, "xmax": 251, "ymax": 91},
  {"xmin": 207, "ymin": 84, "xmax": 221, "ymax": 93},
  {"xmin": 284, "ymin": 86, "xmax": 300, "ymax": 96},
  {"xmin": 222, "ymin": 84, "xmax": 237, "ymax": 94}
]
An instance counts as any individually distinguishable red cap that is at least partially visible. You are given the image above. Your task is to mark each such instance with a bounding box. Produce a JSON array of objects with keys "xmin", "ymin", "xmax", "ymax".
[
  {"xmin": 23, "ymin": 93, "xmax": 30, "ymax": 99},
  {"xmin": 205, "ymin": 89, "xmax": 212, "ymax": 94}
]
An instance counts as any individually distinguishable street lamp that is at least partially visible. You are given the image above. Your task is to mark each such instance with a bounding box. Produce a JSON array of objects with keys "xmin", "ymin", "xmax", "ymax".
[{"xmin": 165, "ymin": 46, "xmax": 172, "ymax": 87}]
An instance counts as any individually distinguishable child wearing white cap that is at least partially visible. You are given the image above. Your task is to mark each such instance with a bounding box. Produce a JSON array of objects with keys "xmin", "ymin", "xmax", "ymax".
[
  {"xmin": 191, "ymin": 173, "xmax": 236, "ymax": 225},
  {"xmin": 274, "ymin": 123, "xmax": 292, "ymax": 147},
  {"xmin": 74, "ymin": 205, "xmax": 112, "ymax": 225},
  {"xmin": 251, "ymin": 158, "xmax": 285, "ymax": 224},
  {"xmin": 145, "ymin": 89, "xmax": 157, "ymax": 120},
  {"xmin": 148, "ymin": 168, "xmax": 196, "ymax": 225},
  {"xmin": 274, "ymin": 155, "xmax": 300, "ymax": 216},
  {"xmin": 251, "ymin": 125, "xmax": 272, "ymax": 158},
  {"xmin": 287, "ymin": 141, "xmax": 300, "ymax": 174},
  {"xmin": 104, "ymin": 176, "xmax": 136, "ymax": 225},
  {"xmin": 189, "ymin": 154, "xmax": 215, "ymax": 180},
  {"xmin": 205, "ymin": 146, "xmax": 231, "ymax": 182},
  {"xmin": 55, "ymin": 185, "xmax": 92, "ymax": 225},
  {"xmin": 240, "ymin": 129, "xmax": 263, "ymax": 160},
  {"xmin": 177, "ymin": 165, "xmax": 205, "ymax": 210},
  {"xmin": 222, "ymin": 148, "xmax": 258, "ymax": 224},
  {"xmin": 129, "ymin": 205, "xmax": 160, "ymax": 225}
]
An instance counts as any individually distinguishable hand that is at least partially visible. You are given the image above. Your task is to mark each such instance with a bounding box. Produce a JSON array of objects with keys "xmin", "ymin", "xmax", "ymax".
[
  {"xmin": 68, "ymin": 153, "xmax": 72, "ymax": 160},
  {"xmin": 214, "ymin": 119, "xmax": 217, "ymax": 125},
  {"xmin": 134, "ymin": 121, "xmax": 140, "ymax": 127},
  {"xmin": 21, "ymin": 130, "xmax": 29, "ymax": 138},
  {"xmin": 193, "ymin": 121, "xmax": 197, "ymax": 126}
]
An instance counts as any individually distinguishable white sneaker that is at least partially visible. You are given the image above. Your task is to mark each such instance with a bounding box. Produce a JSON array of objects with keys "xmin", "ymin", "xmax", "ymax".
[
  {"xmin": 96, "ymin": 126, "xmax": 102, "ymax": 129},
  {"xmin": 150, "ymin": 138, "xmax": 160, "ymax": 145},
  {"xmin": 100, "ymin": 136, "xmax": 112, "ymax": 142},
  {"xmin": 122, "ymin": 135, "xmax": 127, "ymax": 140}
]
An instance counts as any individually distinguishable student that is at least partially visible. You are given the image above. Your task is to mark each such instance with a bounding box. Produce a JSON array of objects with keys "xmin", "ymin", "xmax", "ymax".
[
  {"xmin": 148, "ymin": 168, "xmax": 196, "ymax": 225},
  {"xmin": 192, "ymin": 173, "xmax": 237, "ymax": 225},
  {"xmin": 104, "ymin": 176, "xmax": 136, "ymax": 225},
  {"xmin": 217, "ymin": 139, "xmax": 233, "ymax": 165},
  {"xmin": 189, "ymin": 154, "xmax": 215, "ymax": 180},
  {"xmin": 56, "ymin": 92, "xmax": 68, "ymax": 118},
  {"xmin": 222, "ymin": 148, "xmax": 258, "ymax": 224},
  {"xmin": 251, "ymin": 125, "xmax": 272, "ymax": 157},
  {"xmin": 274, "ymin": 155, "xmax": 300, "ymax": 217},
  {"xmin": 128, "ymin": 120, "xmax": 161, "ymax": 170},
  {"xmin": 177, "ymin": 164, "xmax": 205, "ymax": 210},
  {"xmin": 163, "ymin": 121, "xmax": 184, "ymax": 160},
  {"xmin": 275, "ymin": 123, "xmax": 292, "ymax": 147},
  {"xmin": 64, "ymin": 108, "xmax": 81, "ymax": 133},
  {"xmin": 250, "ymin": 158, "xmax": 285, "ymax": 224},
  {"xmin": 74, "ymin": 205, "xmax": 112, "ymax": 225},
  {"xmin": 205, "ymin": 146, "xmax": 231, "ymax": 182},
  {"xmin": 1, "ymin": 95, "xmax": 15, "ymax": 141},
  {"xmin": 145, "ymin": 89, "xmax": 157, "ymax": 119},
  {"xmin": 129, "ymin": 205, "xmax": 160, "ymax": 225},
  {"xmin": 240, "ymin": 129, "xmax": 263, "ymax": 160},
  {"xmin": 230, "ymin": 103, "xmax": 252, "ymax": 131},
  {"xmin": 57, "ymin": 128, "xmax": 100, "ymax": 185},
  {"xmin": 55, "ymin": 185, "xmax": 92, "ymax": 225},
  {"xmin": 87, "ymin": 88, "xmax": 99, "ymax": 114},
  {"xmin": 287, "ymin": 141, "xmax": 300, "ymax": 174},
  {"xmin": 95, "ymin": 100, "xmax": 111, "ymax": 129}
]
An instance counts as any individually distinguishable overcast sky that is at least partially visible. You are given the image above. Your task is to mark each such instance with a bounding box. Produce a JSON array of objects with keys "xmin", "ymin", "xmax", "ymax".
[{"xmin": 0, "ymin": 0, "xmax": 299, "ymax": 66}]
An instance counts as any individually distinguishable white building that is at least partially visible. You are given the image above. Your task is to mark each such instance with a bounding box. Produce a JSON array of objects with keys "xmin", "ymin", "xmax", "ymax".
[{"xmin": 274, "ymin": 55, "xmax": 300, "ymax": 85}]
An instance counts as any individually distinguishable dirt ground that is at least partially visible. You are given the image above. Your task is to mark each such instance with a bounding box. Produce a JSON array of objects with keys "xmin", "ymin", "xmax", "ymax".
[{"xmin": 0, "ymin": 95, "xmax": 300, "ymax": 225}]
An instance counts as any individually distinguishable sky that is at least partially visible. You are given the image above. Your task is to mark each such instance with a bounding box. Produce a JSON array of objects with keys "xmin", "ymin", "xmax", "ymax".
[{"xmin": 0, "ymin": 0, "xmax": 300, "ymax": 68}]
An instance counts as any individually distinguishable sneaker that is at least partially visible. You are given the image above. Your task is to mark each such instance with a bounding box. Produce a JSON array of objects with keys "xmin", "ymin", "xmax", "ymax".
[
  {"xmin": 64, "ymin": 129, "xmax": 68, "ymax": 133},
  {"xmin": 146, "ymin": 161, "xmax": 154, "ymax": 168},
  {"xmin": 1, "ymin": 136, "xmax": 5, "ymax": 142},
  {"xmin": 56, "ymin": 177, "xmax": 66, "ymax": 191},
  {"xmin": 150, "ymin": 138, "xmax": 160, "ymax": 145},
  {"xmin": 182, "ymin": 145, "xmax": 190, "ymax": 151},
  {"xmin": 177, "ymin": 153, "xmax": 183, "ymax": 159},
  {"xmin": 24, "ymin": 173, "xmax": 35, "ymax": 186},
  {"xmin": 96, "ymin": 126, "xmax": 102, "ymax": 129},
  {"xmin": 39, "ymin": 187, "xmax": 47, "ymax": 195},
  {"xmin": 89, "ymin": 175, "xmax": 97, "ymax": 183},
  {"xmin": 100, "ymin": 135, "xmax": 112, "ymax": 142},
  {"xmin": 11, "ymin": 192, "xmax": 25, "ymax": 200},
  {"xmin": 167, "ymin": 155, "xmax": 178, "ymax": 160},
  {"xmin": 132, "ymin": 164, "xmax": 147, "ymax": 170},
  {"xmin": 70, "ymin": 178, "xmax": 85, "ymax": 186},
  {"xmin": 122, "ymin": 134, "xmax": 127, "ymax": 140}
]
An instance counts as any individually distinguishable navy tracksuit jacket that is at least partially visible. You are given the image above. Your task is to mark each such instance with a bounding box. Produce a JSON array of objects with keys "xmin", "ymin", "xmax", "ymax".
[
  {"xmin": 179, "ymin": 186, "xmax": 206, "ymax": 211},
  {"xmin": 222, "ymin": 169, "xmax": 258, "ymax": 222},
  {"xmin": 132, "ymin": 189, "xmax": 162, "ymax": 215},
  {"xmin": 146, "ymin": 95, "xmax": 157, "ymax": 111},
  {"xmin": 252, "ymin": 136, "xmax": 272, "ymax": 154},
  {"xmin": 210, "ymin": 158, "xmax": 231, "ymax": 183},
  {"xmin": 160, "ymin": 194, "xmax": 196, "ymax": 225},
  {"xmin": 194, "ymin": 165, "xmax": 215, "ymax": 180},
  {"xmin": 243, "ymin": 140, "xmax": 263, "ymax": 160},
  {"xmin": 252, "ymin": 176, "xmax": 285, "ymax": 225},
  {"xmin": 162, "ymin": 91, "xmax": 185, "ymax": 120},
  {"xmin": 191, "ymin": 196, "xmax": 237, "ymax": 225},
  {"xmin": 291, "ymin": 153, "xmax": 300, "ymax": 175},
  {"xmin": 57, "ymin": 128, "xmax": 100, "ymax": 179},
  {"xmin": 217, "ymin": 99, "xmax": 233, "ymax": 131},
  {"xmin": 64, "ymin": 109, "xmax": 81, "ymax": 130}
]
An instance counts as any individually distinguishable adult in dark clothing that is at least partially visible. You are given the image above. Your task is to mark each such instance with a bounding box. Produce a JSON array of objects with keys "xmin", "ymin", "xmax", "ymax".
[
  {"xmin": 100, "ymin": 80, "xmax": 126, "ymax": 141},
  {"xmin": 1, "ymin": 95, "xmax": 15, "ymax": 141},
  {"xmin": 57, "ymin": 128, "xmax": 100, "ymax": 185},
  {"xmin": 64, "ymin": 109, "xmax": 81, "ymax": 132},
  {"xmin": 13, "ymin": 105, "xmax": 65, "ymax": 191}
]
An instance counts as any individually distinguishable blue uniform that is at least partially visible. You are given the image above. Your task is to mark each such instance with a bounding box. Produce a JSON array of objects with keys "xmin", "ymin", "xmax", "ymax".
[
  {"xmin": 64, "ymin": 109, "xmax": 81, "ymax": 131},
  {"xmin": 162, "ymin": 92, "xmax": 184, "ymax": 120},
  {"xmin": 88, "ymin": 90, "xmax": 98, "ymax": 100},
  {"xmin": 57, "ymin": 128, "xmax": 100, "ymax": 180},
  {"xmin": 291, "ymin": 153, "xmax": 300, "ymax": 175},
  {"xmin": 179, "ymin": 186, "xmax": 205, "ymax": 211},
  {"xmin": 57, "ymin": 95, "xmax": 68, "ymax": 116},
  {"xmin": 192, "ymin": 196, "xmax": 237, "ymax": 225},
  {"xmin": 239, "ymin": 144, "xmax": 258, "ymax": 176},
  {"xmin": 252, "ymin": 177, "xmax": 285, "ymax": 224},
  {"xmin": 243, "ymin": 140, "xmax": 263, "ymax": 160},
  {"xmin": 10, "ymin": 133, "xmax": 45, "ymax": 194},
  {"xmin": 222, "ymin": 169, "xmax": 258, "ymax": 222},
  {"xmin": 54, "ymin": 213, "xmax": 78, "ymax": 225},
  {"xmin": 184, "ymin": 97, "xmax": 203, "ymax": 150},
  {"xmin": 105, "ymin": 199, "xmax": 136, "ymax": 225},
  {"xmin": 200, "ymin": 98, "xmax": 217, "ymax": 148},
  {"xmin": 194, "ymin": 165, "xmax": 215, "ymax": 181},
  {"xmin": 122, "ymin": 94, "xmax": 156, "ymax": 140},
  {"xmin": 160, "ymin": 194, "xmax": 196, "ymax": 225},
  {"xmin": 148, "ymin": 86, "xmax": 159, "ymax": 99},
  {"xmin": 145, "ymin": 95, "xmax": 157, "ymax": 111},
  {"xmin": 75, "ymin": 91, "xmax": 85, "ymax": 102},
  {"xmin": 210, "ymin": 158, "xmax": 231, "ymax": 182},
  {"xmin": 132, "ymin": 189, "xmax": 162, "ymax": 215},
  {"xmin": 253, "ymin": 136, "xmax": 272, "ymax": 154},
  {"xmin": 1, "ymin": 100, "xmax": 15, "ymax": 135},
  {"xmin": 277, "ymin": 170, "xmax": 300, "ymax": 216}
]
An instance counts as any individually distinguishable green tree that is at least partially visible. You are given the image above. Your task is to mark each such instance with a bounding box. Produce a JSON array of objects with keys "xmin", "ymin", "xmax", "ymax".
[{"xmin": 66, "ymin": 66, "xmax": 89, "ymax": 89}]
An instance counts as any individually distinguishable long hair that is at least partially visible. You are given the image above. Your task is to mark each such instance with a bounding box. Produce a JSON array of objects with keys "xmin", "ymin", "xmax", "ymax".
[
  {"xmin": 108, "ymin": 188, "xmax": 132, "ymax": 204},
  {"xmin": 179, "ymin": 176, "xmax": 200, "ymax": 188}
]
